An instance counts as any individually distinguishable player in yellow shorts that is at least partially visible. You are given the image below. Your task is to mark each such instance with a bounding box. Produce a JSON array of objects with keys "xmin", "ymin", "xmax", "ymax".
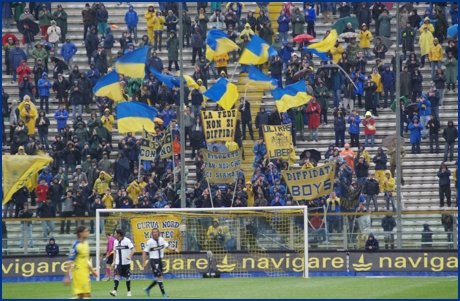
[{"xmin": 64, "ymin": 226, "xmax": 98, "ymax": 299}]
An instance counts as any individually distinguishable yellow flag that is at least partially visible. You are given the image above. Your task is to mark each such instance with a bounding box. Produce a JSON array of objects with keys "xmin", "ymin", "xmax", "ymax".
[
  {"xmin": 307, "ymin": 29, "xmax": 338, "ymax": 53},
  {"xmin": 2, "ymin": 154, "xmax": 53, "ymax": 205}
]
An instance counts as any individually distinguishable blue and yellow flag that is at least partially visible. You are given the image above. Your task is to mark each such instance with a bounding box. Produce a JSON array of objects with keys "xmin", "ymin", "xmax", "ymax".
[
  {"xmin": 239, "ymin": 35, "xmax": 278, "ymax": 65},
  {"xmin": 246, "ymin": 65, "xmax": 277, "ymax": 90},
  {"xmin": 271, "ymin": 80, "xmax": 311, "ymax": 112},
  {"xmin": 206, "ymin": 30, "xmax": 239, "ymax": 61},
  {"xmin": 115, "ymin": 47, "xmax": 149, "ymax": 78},
  {"xmin": 150, "ymin": 67, "xmax": 179, "ymax": 88},
  {"xmin": 93, "ymin": 70, "xmax": 124, "ymax": 103},
  {"xmin": 306, "ymin": 29, "xmax": 338, "ymax": 53},
  {"xmin": 303, "ymin": 47, "xmax": 330, "ymax": 61},
  {"xmin": 2, "ymin": 154, "xmax": 53, "ymax": 205},
  {"xmin": 116, "ymin": 102, "xmax": 158, "ymax": 134},
  {"xmin": 203, "ymin": 77, "xmax": 239, "ymax": 110}
]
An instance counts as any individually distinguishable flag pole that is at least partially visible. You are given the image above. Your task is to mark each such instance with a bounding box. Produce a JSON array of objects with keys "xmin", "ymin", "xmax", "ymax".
[
  {"xmin": 171, "ymin": 124, "xmax": 176, "ymax": 188},
  {"xmin": 231, "ymin": 180, "xmax": 238, "ymax": 207},
  {"xmin": 230, "ymin": 63, "xmax": 239, "ymax": 81},
  {"xmin": 179, "ymin": 3, "xmax": 186, "ymax": 208},
  {"xmin": 207, "ymin": 180, "xmax": 215, "ymax": 208},
  {"xmin": 138, "ymin": 126, "xmax": 144, "ymax": 183}
]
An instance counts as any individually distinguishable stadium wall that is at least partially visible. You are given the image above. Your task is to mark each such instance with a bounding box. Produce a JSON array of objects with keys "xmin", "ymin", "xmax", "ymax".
[{"xmin": 2, "ymin": 250, "xmax": 457, "ymax": 282}]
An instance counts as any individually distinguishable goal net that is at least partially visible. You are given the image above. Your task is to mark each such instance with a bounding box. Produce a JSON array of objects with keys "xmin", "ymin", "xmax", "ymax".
[{"xmin": 95, "ymin": 207, "xmax": 309, "ymax": 280}]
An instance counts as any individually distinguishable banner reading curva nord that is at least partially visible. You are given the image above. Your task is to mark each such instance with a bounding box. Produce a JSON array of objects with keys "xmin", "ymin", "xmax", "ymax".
[
  {"xmin": 130, "ymin": 216, "xmax": 182, "ymax": 251},
  {"xmin": 203, "ymin": 148, "xmax": 243, "ymax": 183},
  {"xmin": 262, "ymin": 124, "xmax": 292, "ymax": 160},
  {"xmin": 201, "ymin": 109, "xmax": 238, "ymax": 142},
  {"xmin": 282, "ymin": 162, "xmax": 336, "ymax": 200}
]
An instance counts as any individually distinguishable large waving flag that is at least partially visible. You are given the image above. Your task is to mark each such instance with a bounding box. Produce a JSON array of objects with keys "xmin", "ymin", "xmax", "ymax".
[
  {"xmin": 93, "ymin": 70, "xmax": 124, "ymax": 103},
  {"xmin": 115, "ymin": 47, "xmax": 149, "ymax": 78},
  {"xmin": 150, "ymin": 67, "xmax": 180, "ymax": 88},
  {"xmin": 239, "ymin": 35, "xmax": 278, "ymax": 65},
  {"xmin": 116, "ymin": 102, "xmax": 159, "ymax": 133},
  {"xmin": 303, "ymin": 47, "xmax": 330, "ymax": 61},
  {"xmin": 203, "ymin": 77, "xmax": 239, "ymax": 110},
  {"xmin": 246, "ymin": 65, "xmax": 277, "ymax": 90},
  {"xmin": 178, "ymin": 71, "xmax": 199, "ymax": 90},
  {"xmin": 3, "ymin": 153, "xmax": 53, "ymax": 205},
  {"xmin": 271, "ymin": 80, "xmax": 311, "ymax": 112},
  {"xmin": 206, "ymin": 30, "xmax": 239, "ymax": 61},
  {"xmin": 305, "ymin": 29, "xmax": 338, "ymax": 53}
]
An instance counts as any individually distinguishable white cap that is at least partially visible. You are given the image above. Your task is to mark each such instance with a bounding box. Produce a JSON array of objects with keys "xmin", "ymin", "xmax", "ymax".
[{"xmin": 293, "ymin": 53, "xmax": 298, "ymax": 57}]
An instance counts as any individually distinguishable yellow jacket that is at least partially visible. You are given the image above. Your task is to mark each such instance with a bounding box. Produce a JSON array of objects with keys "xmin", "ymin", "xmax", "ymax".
[
  {"xmin": 288, "ymin": 144, "xmax": 296, "ymax": 167},
  {"xmin": 244, "ymin": 182, "xmax": 254, "ymax": 207},
  {"xmin": 358, "ymin": 30, "xmax": 372, "ymax": 49},
  {"xmin": 207, "ymin": 224, "xmax": 224, "ymax": 239},
  {"xmin": 371, "ymin": 73, "xmax": 383, "ymax": 93},
  {"xmin": 146, "ymin": 13, "xmax": 165, "ymax": 31},
  {"xmin": 101, "ymin": 114, "xmax": 114, "ymax": 132},
  {"xmin": 428, "ymin": 44, "xmax": 443, "ymax": 62},
  {"xmin": 94, "ymin": 172, "xmax": 113, "ymax": 194},
  {"xmin": 419, "ymin": 31, "xmax": 434, "ymax": 56},
  {"xmin": 226, "ymin": 2, "xmax": 245, "ymax": 9},
  {"xmin": 326, "ymin": 196, "xmax": 340, "ymax": 210},
  {"xmin": 419, "ymin": 19, "xmax": 435, "ymax": 33},
  {"xmin": 102, "ymin": 194, "xmax": 113, "ymax": 209},
  {"xmin": 239, "ymin": 23, "xmax": 254, "ymax": 42},
  {"xmin": 301, "ymin": 162, "xmax": 314, "ymax": 169},
  {"xmin": 225, "ymin": 141, "xmax": 239, "ymax": 151},
  {"xmin": 383, "ymin": 170, "xmax": 396, "ymax": 193},
  {"xmin": 127, "ymin": 181, "xmax": 142, "ymax": 204},
  {"xmin": 214, "ymin": 53, "xmax": 228, "ymax": 67},
  {"xmin": 20, "ymin": 109, "xmax": 37, "ymax": 136},
  {"xmin": 356, "ymin": 149, "xmax": 371, "ymax": 164},
  {"xmin": 330, "ymin": 45, "xmax": 344, "ymax": 63}
]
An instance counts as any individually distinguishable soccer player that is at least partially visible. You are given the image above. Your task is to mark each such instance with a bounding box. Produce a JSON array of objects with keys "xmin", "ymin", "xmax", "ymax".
[
  {"xmin": 64, "ymin": 226, "xmax": 98, "ymax": 299},
  {"xmin": 102, "ymin": 232, "xmax": 116, "ymax": 281},
  {"xmin": 142, "ymin": 227, "xmax": 180, "ymax": 297},
  {"xmin": 110, "ymin": 229, "xmax": 135, "ymax": 297}
]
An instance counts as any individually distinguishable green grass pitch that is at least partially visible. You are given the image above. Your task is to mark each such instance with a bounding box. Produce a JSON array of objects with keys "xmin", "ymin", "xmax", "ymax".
[{"xmin": 2, "ymin": 277, "xmax": 458, "ymax": 299}]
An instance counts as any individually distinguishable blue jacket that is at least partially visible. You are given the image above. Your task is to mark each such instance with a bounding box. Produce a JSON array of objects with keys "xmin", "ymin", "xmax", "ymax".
[
  {"xmin": 449, "ymin": 7, "xmax": 458, "ymax": 24},
  {"xmin": 124, "ymin": 5, "xmax": 139, "ymax": 27},
  {"xmin": 417, "ymin": 96, "xmax": 431, "ymax": 116},
  {"xmin": 270, "ymin": 193, "xmax": 286, "ymax": 206},
  {"xmin": 2, "ymin": 2, "xmax": 12, "ymax": 18},
  {"xmin": 372, "ymin": 148, "xmax": 387, "ymax": 170},
  {"xmin": 154, "ymin": 194, "xmax": 167, "ymax": 208},
  {"xmin": 161, "ymin": 108, "xmax": 176, "ymax": 127},
  {"xmin": 37, "ymin": 73, "xmax": 52, "ymax": 97},
  {"xmin": 228, "ymin": 2, "xmax": 243, "ymax": 15},
  {"xmin": 327, "ymin": 199, "xmax": 342, "ymax": 220},
  {"xmin": 277, "ymin": 11, "xmax": 291, "ymax": 32},
  {"xmin": 347, "ymin": 114, "xmax": 361, "ymax": 134},
  {"xmin": 269, "ymin": 184, "xmax": 286, "ymax": 195},
  {"xmin": 8, "ymin": 47, "xmax": 27, "ymax": 70},
  {"xmin": 281, "ymin": 113, "xmax": 292, "ymax": 125},
  {"xmin": 96, "ymin": 7, "xmax": 108, "ymax": 23},
  {"xmin": 86, "ymin": 66, "xmax": 100, "ymax": 87},
  {"xmin": 381, "ymin": 67, "xmax": 395, "ymax": 88},
  {"xmin": 304, "ymin": 7, "xmax": 317, "ymax": 22},
  {"xmin": 60, "ymin": 42, "xmax": 78, "ymax": 60},
  {"xmin": 104, "ymin": 28, "xmax": 115, "ymax": 49},
  {"xmin": 54, "ymin": 109, "xmax": 69, "ymax": 129},
  {"xmin": 320, "ymin": 2, "xmax": 335, "ymax": 13},
  {"xmin": 38, "ymin": 167, "xmax": 53, "ymax": 185},
  {"xmin": 252, "ymin": 143, "xmax": 266, "ymax": 167},
  {"xmin": 279, "ymin": 45, "xmax": 294, "ymax": 62},
  {"xmin": 331, "ymin": 71, "xmax": 343, "ymax": 90},
  {"xmin": 351, "ymin": 71, "xmax": 365, "ymax": 95},
  {"xmin": 408, "ymin": 116, "xmax": 423, "ymax": 143}
]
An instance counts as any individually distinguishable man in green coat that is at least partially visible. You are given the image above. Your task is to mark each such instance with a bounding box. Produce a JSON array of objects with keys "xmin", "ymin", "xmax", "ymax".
[
  {"xmin": 346, "ymin": 38, "xmax": 361, "ymax": 62},
  {"xmin": 14, "ymin": 120, "xmax": 29, "ymax": 145},
  {"xmin": 291, "ymin": 8, "xmax": 305, "ymax": 47},
  {"xmin": 444, "ymin": 52, "xmax": 457, "ymax": 93},
  {"xmin": 314, "ymin": 81, "xmax": 330, "ymax": 125},
  {"xmin": 272, "ymin": 36, "xmax": 283, "ymax": 53},
  {"xmin": 182, "ymin": 11, "xmax": 192, "ymax": 48},
  {"xmin": 294, "ymin": 105, "xmax": 306, "ymax": 141},
  {"xmin": 259, "ymin": 21, "xmax": 274, "ymax": 44},
  {"xmin": 31, "ymin": 42, "xmax": 48, "ymax": 65},
  {"xmin": 52, "ymin": 4, "xmax": 68, "ymax": 43},
  {"xmin": 12, "ymin": 2, "xmax": 26, "ymax": 22},
  {"xmin": 98, "ymin": 152, "xmax": 113, "ymax": 174},
  {"xmin": 94, "ymin": 119, "xmax": 111, "ymax": 142},
  {"xmin": 167, "ymin": 30, "xmax": 180, "ymax": 71},
  {"xmin": 38, "ymin": 4, "xmax": 52, "ymax": 38},
  {"xmin": 195, "ymin": 8, "xmax": 209, "ymax": 40},
  {"xmin": 128, "ymin": 77, "xmax": 143, "ymax": 101}
]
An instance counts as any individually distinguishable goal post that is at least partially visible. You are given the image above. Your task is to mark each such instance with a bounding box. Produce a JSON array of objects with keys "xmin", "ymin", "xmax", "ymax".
[{"xmin": 95, "ymin": 206, "xmax": 309, "ymax": 280}]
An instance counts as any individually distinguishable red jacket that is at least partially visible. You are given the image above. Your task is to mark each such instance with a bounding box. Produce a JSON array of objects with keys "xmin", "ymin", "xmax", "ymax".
[
  {"xmin": 310, "ymin": 216, "xmax": 325, "ymax": 230},
  {"xmin": 16, "ymin": 63, "xmax": 32, "ymax": 85},
  {"xmin": 362, "ymin": 117, "xmax": 376, "ymax": 135},
  {"xmin": 306, "ymin": 102, "xmax": 321, "ymax": 129},
  {"xmin": 36, "ymin": 183, "xmax": 49, "ymax": 203}
]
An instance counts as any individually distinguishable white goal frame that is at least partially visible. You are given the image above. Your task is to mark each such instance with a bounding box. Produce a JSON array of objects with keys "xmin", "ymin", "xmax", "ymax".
[{"xmin": 95, "ymin": 206, "xmax": 309, "ymax": 280}]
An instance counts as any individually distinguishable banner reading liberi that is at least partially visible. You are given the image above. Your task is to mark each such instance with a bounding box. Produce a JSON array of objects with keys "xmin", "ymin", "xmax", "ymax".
[
  {"xmin": 282, "ymin": 162, "xmax": 336, "ymax": 201},
  {"xmin": 201, "ymin": 109, "xmax": 238, "ymax": 142},
  {"xmin": 262, "ymin": 124, "xmax": 292, "ymax": 160},
  {"xmin": 202, "ymin": 148, "xmax": 243, "ymax": 183}
]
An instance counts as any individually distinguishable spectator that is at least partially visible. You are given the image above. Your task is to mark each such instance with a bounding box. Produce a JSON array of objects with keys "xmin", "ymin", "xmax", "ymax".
[
  {"xmin": 85, "ymin": 26, "xmax": 99, "ymax": 65},
  {"xmin": 37, "ymin": 72, "xmax": 52, "ymax": 113},
  {"xmin": 36, "ymin": 197, "xmax": 56, "ymax": 239},
  {"xmin": 31, "ymin": 42, "xmax": 48, "ymax": 70},
  {"xmin": 214, "ymin": 53, "xmax": 228, "ymax": 76},
  {"xmin": 210, "ymin": 8, "xmax": 224, "ymax": 30},
  {"xmin": 167, "ymin": 31, "xmax": 180, "ymax": 71},
  {"xmin": 418, "ymin": 21, "xmax": 434, "ymax": 68},
  {"xmin": 372, "ymin": 2, "xmax": 386, "ymax": 35},
  {"xmin": 444, "ymin": 52, "xmax": 457, "ymax": 93},
  {"xmin": 365, "ymin": 233, "xmax": 379, "ymax": 251},
  {"xmin": 373, "ymin": 38, "xmax": 387, "ymax": 60},
  {"xmin": 304, "ymin": 3, "xmax": 316, "ymax": 38},
  {"xmin": 239, "ymin": 97, "xmax": 254, "ymax": 141},
  {"xmin": 195, "ymin": 8, "xmax": 209, "ymax": 42},
  {"xmin": 165, "ymin": 10, "xmax": 178, "ymax": 34},
  {"xmin": 355, "ymin": 155, "xmax": 369, "ymax": 187},
  {"xmin": 442, "ymin": 120, "xmax": 458, "ymax": 162},
  {"xmin": 408, "ymin": 116, "xmax": 423, "ymax": 154},
  {"xmin": 381, "ymin": 211, "xmax": 396, "ymax": 249},
  {"xmin": 326, "ymin": 191, "xmax": 342, "ymax": 234},
  {"xmin": 36, "ymin": 110, "xmax": 50, "ymax": 149},
  {"xmin": 69, "ymin": 80, "xmax": 83, "ymax": 121},
  {"xmin": 190, "ymin": 28, "xmax": 203, "ymax": 66},
  {"xmin": 315, "ymin": 81, "xmax": 330, "ymax": 126},
  {"xmin": 103, "ymin": 27, "xmax": 114, "ymax": 67},
  {"xmin": 19, "ymin": 97, "xmax": 37, "ymax": 135},
  {"xmin": 124, "ymin": 4, "xmax": 139, "ymax": 44},
  {"xmin": 81, "ymin": 3, "xmax": 96, "ymax": 42},
  {"xmin": 333, "ymin": 106, "xmax": 347, "ymax": 147},
  {"xmin": 252, "ymin": 138, "xmax": 266, "ymax": 168},
  {"xmin": 45, "ymin": 237, "xmax": 59, "ymax": 256},
  {"xmin": 17, "ymin": 60, "xmax": 32, "ymax": 86},
  {"xmin": 362, "ymin": 111, "xmax": 376, "ymax": 147},
  {"xmin": 441, "ymin": 214, "xmax": 454, "ymax": 249},
  {"xmin": 54, "ymin": 104, "xmax": 69, "ymax": 135},
  {"xmin": 60, "ymin": 36, "xmax": 78, "ymax": 71},
  {"xmin": 96, "ymin": 4, "xmax": 109, "ymax": 38},
  {"xmin": 357, "ymin": 3, "xmax": 371, "ymax": 30},
  {"xmin": 346, "ymin": 38, "xmax": 360, "ymax": 62},
  {"xmin": 18, "ymin": 203, "xmax": 34, "ymax": 248},
  {"xmin": 291, "ymin": 8, "xmax": 305, "ymax": 46},
  {"xmin": 437, "ymin": 163, "xmax": 452, "ymax": 208},
  {"xmin": 306, "ymin": 97, "xmax": 321, "ymax": 142},
  {"xmin": 378, "ymin": 9, "xmax": 392, "ymax": 38},
  {"xmin": 417, "ymin": 94, "xmax": 430, "ymax": 139},
  {"xmin": 421, "ymin": 224, "xmax": 433, "ymax": 248},
  {"xmin": 380, "ymin": 64, "xmax": 395, "ymax": 109},
  {"xmin": 373, "ymin": 147, "xmax": 387, "ymax": 193},
  {"xmin": 428, "ymin": 38, "xmax": 443, "ymax": 81}
]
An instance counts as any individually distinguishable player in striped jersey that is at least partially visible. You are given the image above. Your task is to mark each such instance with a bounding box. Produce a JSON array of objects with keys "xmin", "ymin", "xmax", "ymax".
[{"xmin": 110, "ymin": 229, "xmax": 135, "ymax": 297}]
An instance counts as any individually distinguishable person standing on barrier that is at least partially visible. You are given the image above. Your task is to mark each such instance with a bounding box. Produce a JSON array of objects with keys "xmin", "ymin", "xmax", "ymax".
[{"xmin": 381, "ymin": 211, "xmax": 396, "ymax": 249}]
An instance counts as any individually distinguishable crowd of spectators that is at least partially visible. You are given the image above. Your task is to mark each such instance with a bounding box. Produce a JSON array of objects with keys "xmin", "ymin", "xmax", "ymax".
[{"xmin": 1, "ymin": 2, "xmax": 458, "ymax": 248}]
